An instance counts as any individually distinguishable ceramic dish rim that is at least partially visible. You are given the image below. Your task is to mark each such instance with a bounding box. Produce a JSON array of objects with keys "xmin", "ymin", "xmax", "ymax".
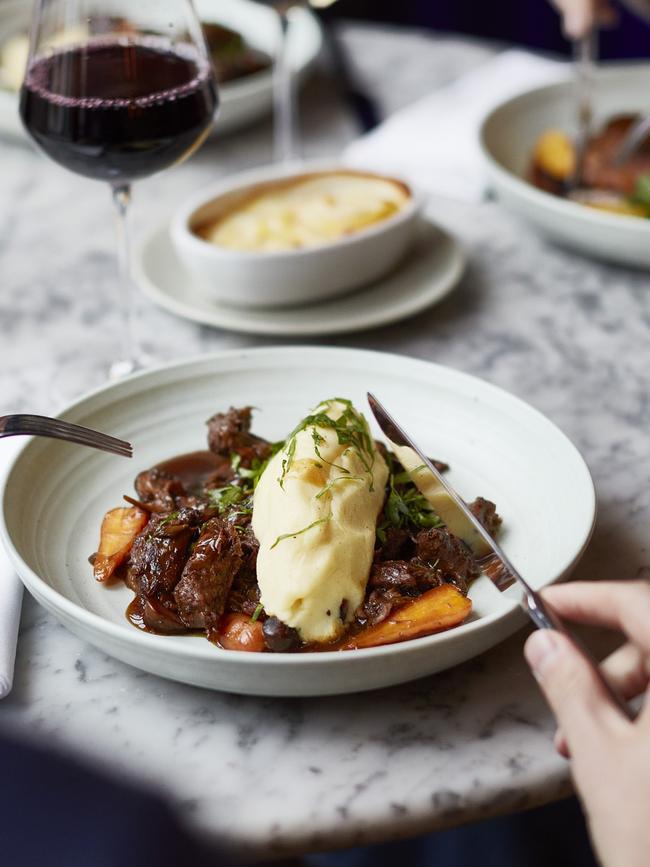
[
  {"xmin": 478, "ymin": 68, "xmax": 650, "ymax": 234},
  {"xmin": 171, "ymin": 163, "xmax": 425, "ymax": 262}
]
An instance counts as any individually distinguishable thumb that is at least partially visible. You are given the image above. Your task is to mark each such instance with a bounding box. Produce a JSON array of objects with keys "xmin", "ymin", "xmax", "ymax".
[
  {"xmin": 551, "ymin": 0, "xmax": 594, "ymax": 39},
  {"xmin": 524, "ymin": 630, "xmax": 623, "ymax": 757}
]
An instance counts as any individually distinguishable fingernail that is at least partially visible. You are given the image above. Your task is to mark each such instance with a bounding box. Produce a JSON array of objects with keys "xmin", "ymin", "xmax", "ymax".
[{"xmin": 524, "ymin": 630, "xmax": 561, "ymax": 681}]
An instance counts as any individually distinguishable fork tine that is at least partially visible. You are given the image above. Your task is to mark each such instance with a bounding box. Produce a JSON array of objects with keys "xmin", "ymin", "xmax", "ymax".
[
  {"xmin": 0, "ymin": 414, "xmax": 132, "ymax": 458},
  {"xmin": 27, "ymin": 427, "xmax": 131, "ymax": 457},
  {"xmin": 33, "ymin": 420, "xmax": 131, "ymax": 452}
]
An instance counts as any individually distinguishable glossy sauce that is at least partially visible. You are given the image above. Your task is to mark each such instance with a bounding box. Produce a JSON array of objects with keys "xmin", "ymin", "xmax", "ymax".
[{"xmin": 155, "ymin": 449, "xmax": 231, "ymax": 493}]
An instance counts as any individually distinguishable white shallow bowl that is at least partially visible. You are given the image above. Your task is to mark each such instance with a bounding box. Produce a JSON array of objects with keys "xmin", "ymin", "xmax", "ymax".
[
  {"xmin": 1, "ymin": 348, "xmax": 596, "ymax": 697},
  {"xmin": 170, "ymin": 163, "xmax": 424, "ymax": 308},
  {"xmin": 480, "ymin": 64, "xmax": 650, "ymax": 269},
  {"xmin": 0, "ymin": 0, "xmax": 321, "ymax": 139}
]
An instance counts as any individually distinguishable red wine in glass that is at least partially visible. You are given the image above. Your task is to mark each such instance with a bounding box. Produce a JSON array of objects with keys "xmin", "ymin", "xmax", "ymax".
[
  {"xmin": 19, "ymin": 0, "xmax": 218, "ymax": 379},
  {"xmin": 20, "ymin": 40, "xmax": 218, "ymax": 184}
]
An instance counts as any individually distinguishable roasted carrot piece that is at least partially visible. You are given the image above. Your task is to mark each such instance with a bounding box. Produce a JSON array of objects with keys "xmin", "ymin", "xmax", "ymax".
[
  {"xmin": 93, "ymin": 506, "xmax": 148, "ymax": 583},
  {"xmin": 216, "ymin": 613, "xmax": 266, "ymax": 652},
  {"xmin": 336, "ymin": 584, "xmax": 471, "ymax": 650}
]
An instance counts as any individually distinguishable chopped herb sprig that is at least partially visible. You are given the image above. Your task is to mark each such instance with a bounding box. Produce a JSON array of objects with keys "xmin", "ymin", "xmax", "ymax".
[
  {"xmin": 376, "ymin": 453, "xmax": 444, "ymax": 543},
  {"xmin": 271, "ymin": 514, "xmax": 331, "ymax": 549},
  {"xmin": 278, "ymin": 398, "xmax": 377, "ymax": 491}
]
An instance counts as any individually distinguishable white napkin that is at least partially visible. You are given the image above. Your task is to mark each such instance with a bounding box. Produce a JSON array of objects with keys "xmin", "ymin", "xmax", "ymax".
[
  {"xmin": 0, "ymin": 438, "xmax": 24, "ymax": 699},
  {"xmin": 344, "ymin": 49, "xmax": 570, "ymax": 202}
]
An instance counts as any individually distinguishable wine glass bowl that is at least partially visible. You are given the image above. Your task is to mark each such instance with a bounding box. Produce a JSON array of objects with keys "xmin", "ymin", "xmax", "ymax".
[{"xmin": 19, "ymin": 0, "xmax": 218, "ymax": 376}]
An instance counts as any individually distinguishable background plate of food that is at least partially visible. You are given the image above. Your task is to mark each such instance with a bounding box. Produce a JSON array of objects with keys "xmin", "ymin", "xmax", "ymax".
[
  {"xmin": 0, "ymin": 0, "xmax": 322, "ymax": 139},
  {"xmin": 480, "ymin": 64, "xmax": 650, "ymax": 269},
  {"xmin": 0, "ymin": 347, "xmax": 595, "ymax": 696}
]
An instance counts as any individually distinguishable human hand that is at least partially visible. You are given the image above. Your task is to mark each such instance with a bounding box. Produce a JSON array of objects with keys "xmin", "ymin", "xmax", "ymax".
[
  {"xmin": 550, "ymin": 0, "xmax": 618, "ymax": 38},
  {"xmin": 524, "ymin": 581, "xmax": 650, "ymax": 867}
]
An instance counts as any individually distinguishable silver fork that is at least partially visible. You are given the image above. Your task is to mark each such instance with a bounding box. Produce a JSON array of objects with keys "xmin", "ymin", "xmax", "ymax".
[
  {"xmin": 570, "ymin": 28, "xmax": 597, "ymax": 191},
  {"xmin": 0, "ymin": 414, "xmax": 132, "ymax": 458}
]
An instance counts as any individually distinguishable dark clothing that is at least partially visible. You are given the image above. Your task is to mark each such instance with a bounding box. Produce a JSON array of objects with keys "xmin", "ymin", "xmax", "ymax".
[
  {"xmin": 306, "ymin": 797, "xmax": 599, "ymax": 867},
  {"xmin": 329, "ymin": 0, "xmax": 650, "ymax": 59},
  {"xmin": 0, "ymin": 728, "xmax": 238, "ymax": 867}
]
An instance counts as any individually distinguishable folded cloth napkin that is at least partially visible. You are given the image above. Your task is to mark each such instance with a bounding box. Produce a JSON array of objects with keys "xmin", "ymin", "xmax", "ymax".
[
  {"xmin": 0, "ymin": 438, "xmax": 24, "ymax": 699},
  {"xmin": 344, "ymin": 49, "xmax": 570, "ymax": 202}
]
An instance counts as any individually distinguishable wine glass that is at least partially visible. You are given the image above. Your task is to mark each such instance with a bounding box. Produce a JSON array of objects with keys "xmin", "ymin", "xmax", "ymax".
[
  {"xmin": 266, "ymin": 0, "xmax": 338, "ymax": 164},
  {"xmin": 19, "ymin": 0, "xmax": 218, "ymax": 379}
]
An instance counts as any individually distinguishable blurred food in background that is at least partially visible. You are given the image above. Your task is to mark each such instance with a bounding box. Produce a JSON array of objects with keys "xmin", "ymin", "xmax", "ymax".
[
  {"xmin": 0, "ymin": 32, "xmax": 27, "ymax": 92},
  {"xmin": 0, "ymin": 20, "xmax": 271, "ymax": 94},
  {"xmin": 530, "ymin": 115, "xmax": 650, "ymax": 217},
  {"xmin": 199, "ymin": 22, "xmax": 271, "ymax": 83}
]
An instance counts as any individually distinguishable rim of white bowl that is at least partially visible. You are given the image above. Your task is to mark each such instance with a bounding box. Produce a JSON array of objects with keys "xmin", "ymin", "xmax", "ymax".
[
  {"xmin": 171, "ymin": 162, "xmax": 426, "ymax": 261},
  {"xmin": 479, "ymin": 73, "xmax": 650, "ymax": 234}
]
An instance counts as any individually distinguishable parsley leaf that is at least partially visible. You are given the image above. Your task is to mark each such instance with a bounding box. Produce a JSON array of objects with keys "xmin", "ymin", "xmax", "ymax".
[
  {"xmin": 629, "ymin": 174, "xmax": 650, "ymax": 214},
  {"xmin": 376, "ymin": 453, "xmax": 444, "ymax": 542}
]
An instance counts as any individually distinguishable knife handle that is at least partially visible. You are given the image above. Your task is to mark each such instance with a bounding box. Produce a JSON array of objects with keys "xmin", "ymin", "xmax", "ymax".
[{"xmin": 523, "ymin": 588, "xmax": 635, "ymax": 721}]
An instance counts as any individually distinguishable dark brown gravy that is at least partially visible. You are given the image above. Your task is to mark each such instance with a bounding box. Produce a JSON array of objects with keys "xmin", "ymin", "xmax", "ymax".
[{"xmin": 155, "ymin": 449, "xmax": 230, "ymax": 493}]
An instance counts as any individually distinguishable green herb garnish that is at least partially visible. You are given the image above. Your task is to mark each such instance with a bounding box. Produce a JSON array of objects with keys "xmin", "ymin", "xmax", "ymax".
[
  {"xmin": 270, "ymin": 514, "xmax": 331, "ymax": 549},
  {"xmin": 208, "ymin": 485, "xmax": 253, "ymax": 515},
  {"xmin": 628, "ymin": 174, "xmax": 650, "ymax": 216},
  {"xmin": 250, "ymin": 602, "xmax": 264, "ymax": 622},
  {"xmin": 315, "ymin": 475, "xmax": 365, "ymax": 500},
  {"xmin": 376, "ymin": 453, "xmax": 444, "ymax": 543},
  {"xmin": 277, "ymin": 398, "xmax": 376, "ymax": 490}
]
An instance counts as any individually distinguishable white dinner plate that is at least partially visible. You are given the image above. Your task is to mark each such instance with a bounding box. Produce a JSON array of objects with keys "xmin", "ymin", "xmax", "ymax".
[
  {"xmin": 133, "ymin": 217, "xmax": 465, "ymax": 336},
  {"xmin": 480, "ymin": 64, "xmax": 650, "ymax": 269},
  {"xmin": 0, "ymin": 347, "xmax": 595, "ymax": 696},
  {"xmin": 0, "ymin": 0, "xmax": 322, "ymax": 140}
]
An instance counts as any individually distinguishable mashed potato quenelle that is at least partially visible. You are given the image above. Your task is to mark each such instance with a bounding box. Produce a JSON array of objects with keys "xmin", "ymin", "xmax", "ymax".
[
  {"xmin": 252, "ymin": 399, "xmax": 389, "ymax": 643},
  {"xmin": 197, "ymin": 172, "xmax": 411, "ymax": 252}
]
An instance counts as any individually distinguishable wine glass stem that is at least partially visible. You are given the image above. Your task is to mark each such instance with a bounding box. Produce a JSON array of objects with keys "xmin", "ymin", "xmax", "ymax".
[
  {"xmin": 274, "ymin": 10, "xmax": 297, "ymax": 163},
  {"xmin": 110, "ymin": 183, "xmax": 138, "ymax": 380}
]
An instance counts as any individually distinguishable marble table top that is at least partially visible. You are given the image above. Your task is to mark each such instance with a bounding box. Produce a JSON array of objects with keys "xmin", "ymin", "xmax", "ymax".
[{"xmin": 1, "ymin": 21, "xmax": 647, "ymax": 858}]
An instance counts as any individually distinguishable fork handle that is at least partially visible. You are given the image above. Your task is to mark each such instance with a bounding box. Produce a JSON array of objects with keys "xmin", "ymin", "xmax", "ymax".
[{"xmin": 524, "ymin": 587, "xmax": 635, "ymax": 720}]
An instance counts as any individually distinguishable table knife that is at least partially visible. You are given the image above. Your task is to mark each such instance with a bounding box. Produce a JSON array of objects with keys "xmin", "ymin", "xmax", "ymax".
[{"xmin": 367, "ymin": 392, "xmax": 634, "ymax": 720}]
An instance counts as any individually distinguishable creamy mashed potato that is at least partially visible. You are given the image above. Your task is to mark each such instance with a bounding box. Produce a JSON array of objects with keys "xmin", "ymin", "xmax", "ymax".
[
  {"xmin": 394, "ymin": 445, "xmax": 491, "ymax": 556},
  {"xmin": 252, "ymin": 399, "xmax": 388, "ymax": 643},
  {"xmin": 198, "ymin": 172, "xmax": 410, "ymax": 252}
]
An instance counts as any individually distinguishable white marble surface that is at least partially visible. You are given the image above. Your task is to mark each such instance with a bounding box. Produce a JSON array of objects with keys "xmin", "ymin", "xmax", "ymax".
[{"xmin": 0, "ymin": 21, "xmax": 647, "ymax": 858}]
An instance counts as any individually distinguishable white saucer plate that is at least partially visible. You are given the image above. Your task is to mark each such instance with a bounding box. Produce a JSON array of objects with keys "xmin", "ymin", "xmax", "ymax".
[
  {"xmin": 133, "ymin": 216, "xmax": 466, "ymax": 336},
  {"xmin": 1, "ymin": 347, "xmax": 596, "ymax": 696}
]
